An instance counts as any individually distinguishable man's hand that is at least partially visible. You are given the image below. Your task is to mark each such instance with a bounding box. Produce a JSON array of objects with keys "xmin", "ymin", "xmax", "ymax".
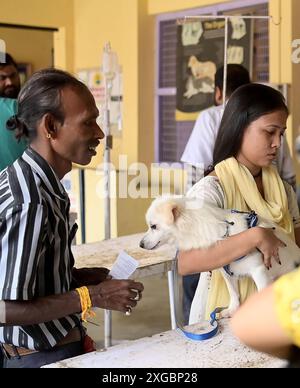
[
  {"xmin": 88, "ymin": 279, "xmax": 144, "ymax": 313},
  {"xmin": 72, "ymin": 267, "xmax": 110, "ymax": 287}
]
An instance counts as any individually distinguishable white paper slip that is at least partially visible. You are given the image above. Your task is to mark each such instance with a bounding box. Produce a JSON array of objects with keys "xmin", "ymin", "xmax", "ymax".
[{"xmin": 109, "ymin": 251, "xmax": 139, "ymax": 279}]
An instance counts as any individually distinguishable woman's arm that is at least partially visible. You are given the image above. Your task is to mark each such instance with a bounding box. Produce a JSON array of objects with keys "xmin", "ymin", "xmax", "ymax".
[
  {"xmin": 178, "ymin": 227, "xmax": 285, "ymax": 275},
  {"xmin": 230, "ymin": 285, "xmax": 292, "ymax": 359}
]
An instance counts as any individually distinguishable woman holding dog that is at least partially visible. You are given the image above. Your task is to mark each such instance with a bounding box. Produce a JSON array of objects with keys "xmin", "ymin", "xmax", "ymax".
[{"xmin": 178, "ymin": 84, "xmax": 300, "ymax": 333}]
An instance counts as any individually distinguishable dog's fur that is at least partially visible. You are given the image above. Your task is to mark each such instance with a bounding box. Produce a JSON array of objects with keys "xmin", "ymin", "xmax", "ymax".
[{"xmin": 140, "ymin": 196, "xmax": 300, "ymax": 323}]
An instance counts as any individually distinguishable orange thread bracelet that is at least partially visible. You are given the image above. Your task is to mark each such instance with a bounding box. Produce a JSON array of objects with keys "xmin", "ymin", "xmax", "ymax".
[{"xmin": 76, "ymin": 286, "xmax": 96, "ymax": 322}]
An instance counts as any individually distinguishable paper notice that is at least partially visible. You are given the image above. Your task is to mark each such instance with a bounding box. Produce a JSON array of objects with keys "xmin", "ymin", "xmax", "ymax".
[
  {"xmin": 227, "ymin": 46, "xmax": 244, "ymax": 64},
  {"xmin": 109, "ymin": 251, "xmax": 139, "ymax": 279},
  {"xmin": 230, "ymin": 17, "xmax": 247, "ymax": 40},
  {"xmin": 182, "ymin": 22, "xmax": 203, "ymax": 46}
]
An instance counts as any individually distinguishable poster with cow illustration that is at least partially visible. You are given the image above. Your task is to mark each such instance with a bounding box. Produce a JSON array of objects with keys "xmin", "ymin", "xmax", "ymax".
[{"xmin": 176, "ymin": 17, "xmax": 253, "ymax": 120}]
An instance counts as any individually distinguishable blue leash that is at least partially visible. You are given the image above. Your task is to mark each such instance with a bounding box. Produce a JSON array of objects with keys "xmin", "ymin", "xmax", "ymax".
[
  {"xmin": 223, "ymin": 210, "xmax": 258, "ymax": 276},
  {"xmin": 178, "ymin": 307, "xmax": 225, "ymax": 341},
  {"xmin": 173, "ymin": 253, "xmax": 224, "ymax": 341}
]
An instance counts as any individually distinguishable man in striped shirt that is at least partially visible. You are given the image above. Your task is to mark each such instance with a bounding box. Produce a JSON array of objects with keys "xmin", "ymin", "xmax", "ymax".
[{"xmin": 0, "ymin": 69, "xmax": 144, "ymax": 368}]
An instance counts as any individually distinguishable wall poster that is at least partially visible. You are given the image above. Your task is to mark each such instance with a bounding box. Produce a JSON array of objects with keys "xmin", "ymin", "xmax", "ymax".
[
  {"xmin": 176, "ymin": 17, "xmax": 253, "ymax": 121},
  {"xmin": 77, "ymin": 67, "xmax": 123, "ymax": 136}
]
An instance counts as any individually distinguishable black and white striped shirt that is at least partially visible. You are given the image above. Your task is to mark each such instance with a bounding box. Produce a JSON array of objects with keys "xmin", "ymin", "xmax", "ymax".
[{"xmin": 0, "ymin": 147, "xmax": 80, "ymax": 350}]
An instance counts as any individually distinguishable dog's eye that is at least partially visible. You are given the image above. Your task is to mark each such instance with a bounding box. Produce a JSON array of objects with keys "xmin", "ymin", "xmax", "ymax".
[{"xmin": 151, "ymin": 225, "xmax": 157, "ymax": 230}]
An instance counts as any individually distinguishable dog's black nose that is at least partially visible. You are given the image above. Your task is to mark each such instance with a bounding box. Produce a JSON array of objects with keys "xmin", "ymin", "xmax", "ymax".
[{"xmin": 139, "ymin": 241, "xmax": 144, "ymax": 249}]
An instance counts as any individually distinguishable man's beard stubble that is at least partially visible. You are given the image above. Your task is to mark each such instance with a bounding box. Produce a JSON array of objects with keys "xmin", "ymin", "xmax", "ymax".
[{"xmin": 0, "ymin": 85, "xmax": 20, "ymax": 99}]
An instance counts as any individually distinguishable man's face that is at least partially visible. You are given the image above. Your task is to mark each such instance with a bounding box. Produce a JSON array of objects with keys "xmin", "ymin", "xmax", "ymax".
[
  {"xmin": 52, "ymin": 86, "xmax": 105, "ymax": 166},
  {"xmin": 0, "ymin": 65, "xmax": 21, "ymax": 98}
]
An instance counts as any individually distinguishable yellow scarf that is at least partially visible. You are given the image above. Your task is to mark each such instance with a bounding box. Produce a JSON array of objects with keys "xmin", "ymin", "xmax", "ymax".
[{"xmin": 205, "ymin": 157, "xmax": 293, "ymax": 317}]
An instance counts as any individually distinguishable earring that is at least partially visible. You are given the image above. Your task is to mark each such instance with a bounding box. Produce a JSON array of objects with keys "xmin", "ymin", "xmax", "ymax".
[{"xmin": 46, "ymin": 133, "xmax": 51, "ymax": 139}]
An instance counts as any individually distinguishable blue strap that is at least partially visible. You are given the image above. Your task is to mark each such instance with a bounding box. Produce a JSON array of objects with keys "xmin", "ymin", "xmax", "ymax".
[
  {"xmin": 179, "ymin": 307, "xmax": 225, "ymax": 341},
  {"xmin": 223, "ymin": 210, "xmax": 258, "ymax": 276},
  {"xmin": 230, "ymin": 210, "xmax": 258, "ymax": 229},
  {"xmin": 173, "ymin": 251, "xmax": 223, "ymax": 341},
  {"xmin": 223, "ymin": 264, "xmax": 234, "ymax": 277},
  {"xmin": 179, "ymin": 322, "xmax": 218, "ymax": 341}
]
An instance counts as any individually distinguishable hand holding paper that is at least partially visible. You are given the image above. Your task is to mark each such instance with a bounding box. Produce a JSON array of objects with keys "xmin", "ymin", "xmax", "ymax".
[{"xmin": 109, "ymin": 251, "xmax": 139, "ymax": 280}]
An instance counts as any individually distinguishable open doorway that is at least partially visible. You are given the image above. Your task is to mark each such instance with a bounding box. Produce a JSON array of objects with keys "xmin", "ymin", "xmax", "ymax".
[{"xmin": 0, "ymin": 23, "xmax": 58, "ymax": 86}]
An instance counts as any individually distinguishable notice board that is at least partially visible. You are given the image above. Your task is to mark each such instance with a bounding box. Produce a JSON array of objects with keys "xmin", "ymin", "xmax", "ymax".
[{"xmin": 176, "ymin": 17, "xmax": 253, "ymax": 120}]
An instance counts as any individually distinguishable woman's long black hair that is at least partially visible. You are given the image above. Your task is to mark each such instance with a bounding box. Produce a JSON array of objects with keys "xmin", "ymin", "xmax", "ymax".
[{"xmin": 213, "ymin": 83, "xmax": 288, "ymax": 167}]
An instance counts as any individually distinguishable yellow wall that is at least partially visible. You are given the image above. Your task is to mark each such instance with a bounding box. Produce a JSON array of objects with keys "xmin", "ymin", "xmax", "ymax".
[
  {"xmin": 269, "ymin": 0, "xmax": 281, "ymax": 83},
  {"xmin": 74, "ymin": 0, "xmax": 139, "ymax": 167},
  {"xmin": 290, "ymin": 0, "xmax": 300, "ymax": 179},
  {"xmin": 138, "ymin": 0, "xmax": 155, "ymax": 166},
  {"xmin": 73, "ymin": 0, "xmax": 156, "ymax": 241},
  {"xmin": 148, "ymin": 0, "xmax": 231, "ymax": 14},
  {"xmin": 0, "ymin": 27, "xmax": 53, "ymax": 73},
  {"xmin": 269, "ymin": 0, "xmax": 300, "ymax": 179},
  {"xmin": 0, "ymin": 0, "xmax": 74, "ymax": 71}
]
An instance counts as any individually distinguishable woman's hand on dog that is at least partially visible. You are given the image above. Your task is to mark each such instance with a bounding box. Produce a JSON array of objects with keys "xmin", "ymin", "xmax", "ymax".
[
  {"xmin": 255, "ymin": 227, "xmax": 286, "ymax": 269},
  {"xmin": 87, "ymin": 279, "xmax": 144, "ymax": 313}
]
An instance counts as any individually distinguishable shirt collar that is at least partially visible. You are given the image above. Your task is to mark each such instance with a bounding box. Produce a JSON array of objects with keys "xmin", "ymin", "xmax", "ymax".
[{"xmin": 22, "ymin": 147, "xmax": 69, "ymax": 201}]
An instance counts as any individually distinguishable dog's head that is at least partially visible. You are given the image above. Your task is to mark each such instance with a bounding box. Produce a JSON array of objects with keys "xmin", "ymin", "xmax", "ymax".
[{"xmin": 139, "ymin": 197, "xmax": 184, "ymax": 250}]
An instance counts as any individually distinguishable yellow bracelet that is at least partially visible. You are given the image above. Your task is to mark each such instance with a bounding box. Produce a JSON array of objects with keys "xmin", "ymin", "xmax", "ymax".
[{"xmin": 76, "ymin": 286, "xmax": 96, "ymax": 322}]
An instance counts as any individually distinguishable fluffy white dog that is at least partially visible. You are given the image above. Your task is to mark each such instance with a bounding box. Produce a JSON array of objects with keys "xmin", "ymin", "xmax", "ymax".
[{"xmin": 140, "ymin": 196, "xmax": 300, "ymax": 324}]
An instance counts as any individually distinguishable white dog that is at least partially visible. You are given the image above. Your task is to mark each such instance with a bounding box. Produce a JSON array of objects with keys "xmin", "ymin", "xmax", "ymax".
[{"xmin": 140, "ymin": 196, "xmax": 300, "ymax": 323}]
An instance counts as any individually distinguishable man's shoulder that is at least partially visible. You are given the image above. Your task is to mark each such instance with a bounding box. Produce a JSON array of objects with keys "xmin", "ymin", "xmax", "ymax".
[
  {"xmin": 192, "ymin": 105, "xmax": 223, "ymax": 134},
  {"xmin": 195, "ymin": 105, "xmax": 223, "ymax": 125},
  {"xmin": 200, "ymin": 105, "xmax": 223, "ymax": 118},
  {"xmin": 0, "ymin": 98, "xmax": 17, "ymax": 119},
  {"xmin": 2, "ymin": 160, "xmax": 45, "ymax": 204}
]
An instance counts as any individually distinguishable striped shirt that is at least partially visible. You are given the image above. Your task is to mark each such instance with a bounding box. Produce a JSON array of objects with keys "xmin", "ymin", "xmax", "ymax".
[{"xmin": 0, "ymin": 147, "xmax": 80, "ymax": 350}]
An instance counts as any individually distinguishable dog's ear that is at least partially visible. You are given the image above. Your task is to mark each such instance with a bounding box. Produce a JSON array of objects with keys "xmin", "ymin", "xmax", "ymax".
[{"xmin": 160, "ymin": 202, "xmax": 181, "ymax": 225}]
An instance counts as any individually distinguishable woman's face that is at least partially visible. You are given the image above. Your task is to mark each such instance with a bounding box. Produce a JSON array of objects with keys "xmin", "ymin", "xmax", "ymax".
[{"xmin": 237, "ymin": 110, "xmax": 288, "ymax": 171}]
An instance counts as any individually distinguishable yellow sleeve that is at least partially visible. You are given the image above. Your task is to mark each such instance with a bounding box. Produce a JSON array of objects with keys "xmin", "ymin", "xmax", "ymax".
[{"xmin": 274, "ymin": 268, "xmax": 300, "ymax": 347}]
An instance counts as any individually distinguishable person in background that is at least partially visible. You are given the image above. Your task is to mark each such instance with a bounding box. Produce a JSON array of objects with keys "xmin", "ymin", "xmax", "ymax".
[
  {"xmin": 0, "ymin": 68, "xmax": 144, "ymax": 368},
  {"xmin": 0, "ymin": 53, "xmax": 26, "ymax": 172},
  {"xmin": 0, "ymin": 97, "xmax": 27, "ymax": 171},
  {"xmin": 0, "ymin": 52, "xmax": 21, "ymax": 99},
  {"xmin": 180, "ymin": 65, "xmax": 296, "ymax": 324}
]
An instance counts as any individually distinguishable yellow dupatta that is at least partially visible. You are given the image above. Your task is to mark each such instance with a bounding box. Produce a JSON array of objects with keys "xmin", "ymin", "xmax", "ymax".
[{"xmin": 205, "ymin": 157, "xmax": 294, "ymax": 317}]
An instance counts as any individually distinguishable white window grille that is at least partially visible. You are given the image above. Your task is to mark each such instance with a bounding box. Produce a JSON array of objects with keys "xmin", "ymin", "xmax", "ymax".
[{"xmin": 155, "ymin": 0, "xmax": 269, "ymax": 163}]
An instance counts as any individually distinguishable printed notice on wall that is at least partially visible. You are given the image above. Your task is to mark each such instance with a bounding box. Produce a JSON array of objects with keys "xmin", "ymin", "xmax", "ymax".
[{"xmin": 176, "ymin": 17, "xmax": 253, "ymax": 118}]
